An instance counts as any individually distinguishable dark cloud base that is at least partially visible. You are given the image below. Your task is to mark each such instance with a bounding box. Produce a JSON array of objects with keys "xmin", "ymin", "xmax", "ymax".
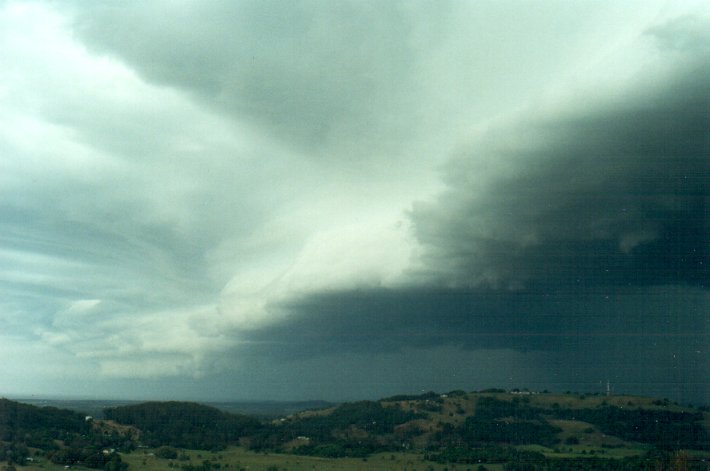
[
  {"xmin": 261, "ymin": 285, "xmax": 706, "ymax": 352},
  {"xmin": 245, "ymin": 285, "xmax": 707, "ymax": 403}
]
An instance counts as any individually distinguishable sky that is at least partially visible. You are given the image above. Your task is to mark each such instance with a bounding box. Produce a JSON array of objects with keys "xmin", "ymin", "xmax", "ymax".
[{"xmin": 0, "ymin": 0, "xmax": 708, "ymax": 404}]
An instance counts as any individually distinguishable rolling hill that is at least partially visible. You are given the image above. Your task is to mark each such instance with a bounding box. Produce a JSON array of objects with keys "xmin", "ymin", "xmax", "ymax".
[{"xmin": 2, "ymin": 390, "xmax": 709, "ymax": 469}]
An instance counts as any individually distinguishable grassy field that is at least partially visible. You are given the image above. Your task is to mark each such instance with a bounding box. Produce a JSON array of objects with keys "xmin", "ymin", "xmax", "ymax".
[
  {"xmin": 125, "ymin": 448, "xmax": 506, "ymax": 471},
  {"xmin": 17, "ymin": 445, "xmax": 710, "ymax": 471},
  {"xmin": 20, "ymin": 448, "xmax": 505, "ymax": 471}
]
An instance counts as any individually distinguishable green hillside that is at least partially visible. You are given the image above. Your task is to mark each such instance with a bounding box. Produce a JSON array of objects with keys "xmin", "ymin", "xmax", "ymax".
[
  {"xmin": 0, "ymin": 397, "xmax": 130, "ymax": 469},
  {"xmin": 101, "ymin": 391, "xmax": 710, "ymax": 468},
  {"xmin": 2, "ymin": 391, "xmax": 709, "ymax": 470},
  {"xmin": 103, "ymin": 402, "xmax": 262, "ymax": 450}
]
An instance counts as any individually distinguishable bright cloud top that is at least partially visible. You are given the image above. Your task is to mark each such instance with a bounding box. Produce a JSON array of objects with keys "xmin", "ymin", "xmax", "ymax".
[{"xmin": 0, "ymin": 1, "xmax": 424, "ymax": 380}]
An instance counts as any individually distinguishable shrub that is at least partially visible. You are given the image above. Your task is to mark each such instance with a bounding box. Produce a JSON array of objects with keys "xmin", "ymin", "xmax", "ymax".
[{"xmin": 156, "ymin": 447, "xmax": 179, "ymax": 459}]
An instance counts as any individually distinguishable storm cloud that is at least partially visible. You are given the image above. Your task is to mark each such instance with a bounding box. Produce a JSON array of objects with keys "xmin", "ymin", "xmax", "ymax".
[
  {"xmin": 244, "ymin": 12, "xmax": 709, "ymax": 402},
  {"xmin": 0, "ymin": 1, "xmax": 707, "ymax": 403},
  {"xmin": 412, "ymin": 45, "xmax": 708, "ymax": 290}
]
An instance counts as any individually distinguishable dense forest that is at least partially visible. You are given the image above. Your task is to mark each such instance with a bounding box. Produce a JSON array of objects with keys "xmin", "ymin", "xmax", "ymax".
[
  {"xmin": 103, "ymin": 402, "xmax": 261, "ymax": 450},
  {"xmin": 0, "ymin": 398, "xmax": 129, "ymax": 469},
  {"xmin": 0, "ymin": 390, "xmax": 708, "ymax": 470}
]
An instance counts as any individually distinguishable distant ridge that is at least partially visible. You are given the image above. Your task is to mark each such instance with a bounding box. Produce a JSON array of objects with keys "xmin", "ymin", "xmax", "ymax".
[{"xmin": 13, "ymin": 398, "xmax": 333, "ymax": 420}]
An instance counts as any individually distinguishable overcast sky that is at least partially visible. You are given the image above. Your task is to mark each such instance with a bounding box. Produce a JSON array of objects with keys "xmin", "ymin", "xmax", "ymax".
[{"xmin": 0, "ymin": 0, "xmax": 707, "ymax": 404}]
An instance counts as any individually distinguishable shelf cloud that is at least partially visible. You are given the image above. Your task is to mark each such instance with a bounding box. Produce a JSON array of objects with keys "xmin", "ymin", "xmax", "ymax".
[{"xmin": 0, "ymin": 1, "xmax": 706, "ymax": 403}]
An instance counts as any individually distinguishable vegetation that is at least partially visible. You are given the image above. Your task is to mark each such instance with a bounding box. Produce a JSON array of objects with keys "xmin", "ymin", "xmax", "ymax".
[
  {"xmin": 249, "ymin": 401, "xmax": 423, "ymax": 457},
  {"xmin": 0, "ymin": 398, "xmax": 88, "ymax": 446},
  {"xmin": 0, "ymin": 398, "xmax": 131, "ymax": 469},
  {"xmin": 426, "ymin": 445, "xmax": 546, "ymax": 465},
  {"xmin": 437, "ymin": 396, "xmax": 562, "ymax": 448},
  {"xmin": 552, "ymin": 405, "xmax": 709, "ymax": 450},
  {"xmin": 0, "ymin": 390, "xmax": 708, "ymax": 470},
  {"xmin": 382, "ymin": 391, "xmax": 443, "ymax": 402},
  {"xmin": 103, "ymin": 402, "xmax": 262, "ymax": 451}
]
